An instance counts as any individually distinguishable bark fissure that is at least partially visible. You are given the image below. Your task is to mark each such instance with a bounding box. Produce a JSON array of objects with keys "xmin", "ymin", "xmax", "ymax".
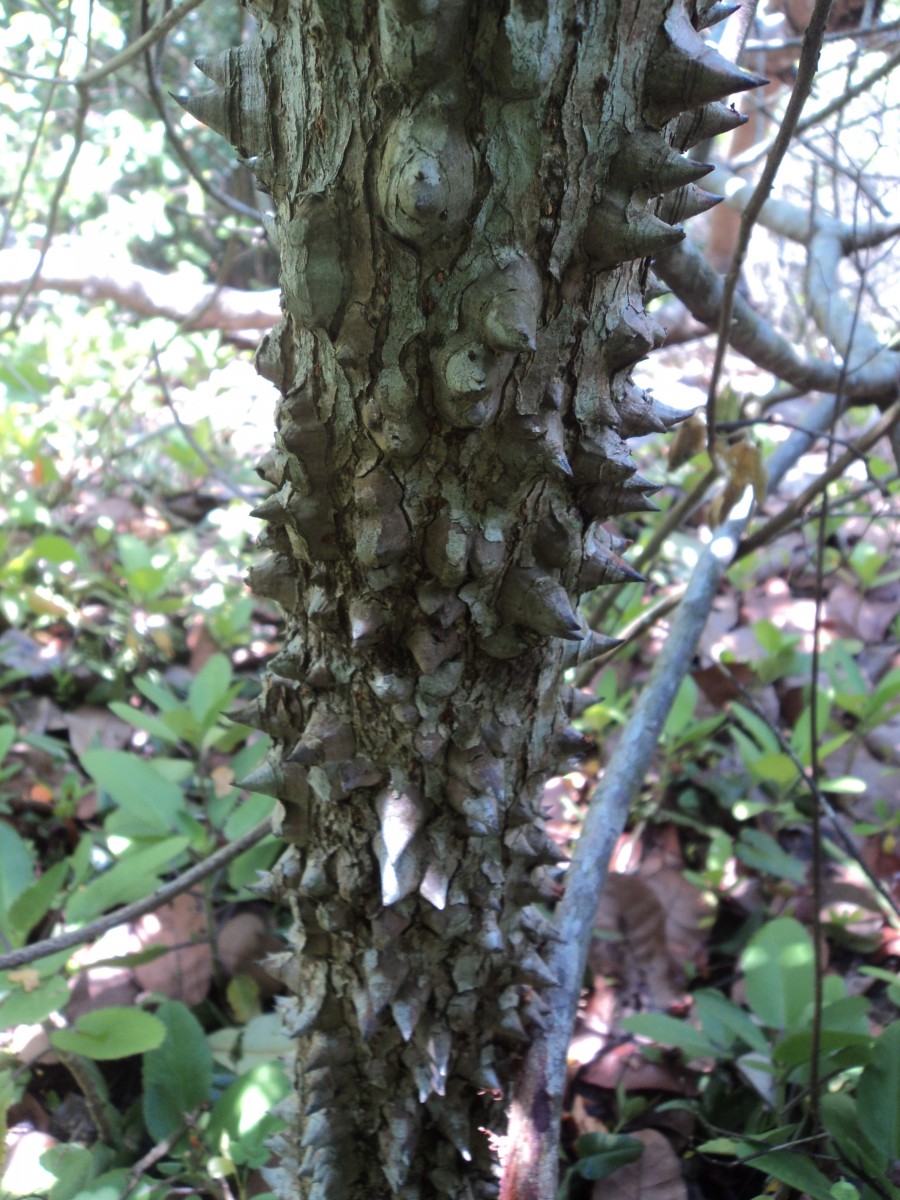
[{"xmin": 182, "ymin": 2, "xmax": 762, "ymax": 1196}]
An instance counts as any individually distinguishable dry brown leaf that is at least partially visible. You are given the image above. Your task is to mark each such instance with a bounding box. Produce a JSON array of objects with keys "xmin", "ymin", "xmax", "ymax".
[
  {"xmin": 211, "ymin": 764, "xmax": 235, "ymax": 798},
  {"xmin": 67, "ymin": 924, "xmax": 141, "ymax": 1021},
  {"xmin": 640, "ymin": 843, "xmax": 713, "ymax": 971},
  {"xmin": 591, "ymin": 875, "xmax": 681, "ymax": 1011},
  {"xmin": 667, "ymin": 414, "xmax": 707, "ymax": 470},
  {"xmin": 65, "ymin": 706, "xmax": 134, "ymax": 757},
  {"xmin": 217, "ymin": 911, "xmax": 283, "ymax": 997},
  {"xmin": 720, "ymin": 439, "xmax": 767, "ymax": 503},
  {"xmin": 570, "ymin": 1092, "xmax": 609, "ymax": 1139},
  {"xmin": 590, "ymin": 1129, "xmax": 687, "ymax": 1200},
  {"xmin": 579, "ymin": 1041, "xmax": 696, "ymax": 1095},
  {"xmin": 691, "ymin": 662, "xmax": 754, "ymax": 708},
  {"xmin": 826, "ymin": 581, "xmax": 900, "ymax": 644},
  {"xmin": 6, "ymin": 969, "xmax": 41, "ymax": 993},
  {"xmin": 709, "ymin": 439, "xmax": 768, "ymax": 527},
  {"xmin": 134, "ymin": 890, "xmax": 213, "ymax": 1005}
]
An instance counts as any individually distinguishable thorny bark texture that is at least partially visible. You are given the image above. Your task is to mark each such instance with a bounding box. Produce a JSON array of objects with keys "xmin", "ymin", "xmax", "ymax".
[{"xmin": 180, "ymin": 2, "xmax": 762, "ymax": 1197}]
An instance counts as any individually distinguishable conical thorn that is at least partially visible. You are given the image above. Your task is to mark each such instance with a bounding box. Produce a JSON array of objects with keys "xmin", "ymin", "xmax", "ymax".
[{"xmin": 644, "ymin": 7, "xmax": 767, "ymax": 124}]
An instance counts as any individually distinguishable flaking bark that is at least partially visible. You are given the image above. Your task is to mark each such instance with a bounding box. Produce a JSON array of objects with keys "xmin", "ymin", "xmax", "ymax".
[{"xmin": 180, "ymin": 3, "xmax": 762, "ymax": 1197}]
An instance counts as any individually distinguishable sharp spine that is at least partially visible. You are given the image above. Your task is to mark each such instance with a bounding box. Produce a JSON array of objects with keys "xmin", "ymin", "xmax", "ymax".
[
  {"xmin": 657, "ymin": 184, "xmax": 723, "ymax": 224},
  {"xmin": 498, "ymin": 567, "xmax": 583, "ymax": 640}
]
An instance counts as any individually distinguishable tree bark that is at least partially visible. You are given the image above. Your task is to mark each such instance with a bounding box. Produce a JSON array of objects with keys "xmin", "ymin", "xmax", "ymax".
[{"xmin": 180, "ymin": 3, "xmax": 762, "ymax": 1197}]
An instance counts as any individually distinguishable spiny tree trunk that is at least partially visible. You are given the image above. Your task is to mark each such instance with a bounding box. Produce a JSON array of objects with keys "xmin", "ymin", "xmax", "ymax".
[{"xmin": 180, "ymin": 3, "xmax": 761, "ymax": 1196}]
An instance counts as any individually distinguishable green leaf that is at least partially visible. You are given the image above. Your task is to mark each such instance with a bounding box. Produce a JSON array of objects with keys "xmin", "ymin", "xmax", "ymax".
[
  {"xmin": 188, "ymin": 654, "xmax": 232, "ymax": 729},
  {"xmin": 6, "ymin": 859, "xmax": 70, "ymax": 946},
  {"xmin": 739, "ymin": 1148, "xmax": 835, "ymax": 1200},
  {"xmin": 0, "ymin": 820, "xmax": 35, "ymax": 918},
  {"xmin": 663, "ymin": 676, "xmax": 698, "ymax": 741},
  {"xmin": 746, "ymin": 752, "xmax": 799, "ymax": 787},
  {"xmin": 0, "ymin": 971, "xmax": 71, "ymax": 1026},
  {"xmin": 753, "ymin": 619, "xmax": 800, "ymax": 657},
  {"xmin": 41, "ymin": 1143, "xmax": 95, "ymax": 1200},
  {"xmin": 50, "ymin": 1007, "xmax": 166, "ymax": 1060},
  {"xmin": 830, "ymin": 1183, "xmax": 860, "ymax": 1200},
  {"xmin": 821, "ymin": 1092, "xmax": 888, "ymax": 1181},
  {"xmin": 80, "ymin": 750, "xmax": 185, "ymax": 835},
  {"xmin": 735, "ymin": 828, "xmax": 806, "ymax": 884},
  {"xmin": 740, "ymin": 917, "xmax": 814, "ymax": 1031},
  {"xmin": 731, "ymin": 703, "xmax": 780, "ymax": 754},
  {"xmin": 859, "ymin": 967, "xmax": 900, "ymax": 1005},
  {"xmin": 31, "ymin": 534, "xmax": 85, "ymax": 569},
  {"xmin": 227, "ymin": 837, "xmax": 279, "ymax": 894},
  {"xmin": 142, "ymin": 999, "xmax": 213, "ymax": 1141},
  {"xmin": 694, "ymin": 989, "xmax": 769, "ymax": 1055},
  {"xmin": 774, "ymin": 1029, "xmax": 873, "ymax": 1071},
  {"xmin": 64, "ymin": 837, "xmax": 189, "ymax": 923},
  {"xmin": 208, "ymin": 1014, "xmax": 292, "ymax": 1074},
  {"xmin": 621, "ymin": 1013, "xmax": 718, "ymax": 1060},
  {"xmin": 856, "ymin": 1022, "xmax": 900, "ymax": 1161},
  {"xmin": 107, "ymin": 702, "xmax": 181, "ymax": 746},
  {"xmin": 225, "ymin": 792, "xmax": 276, "ymax": 839},
  {"xmin": 134, "ymin": 675, "xmax": 181, "ymax": 714},
  {"xmin": 575, "ymin": 1132, "xmax": 644, "ymax": 1181},
  {"xmin": 205, "ymin": 1060, "xmax": 290, "ymax": 1154},
  {"xmin": 0, "ymin": 722, "xmax": 15, "ymax": 762},
  {"xmin": 56, "ymin": 1168, "xmax": 131, "ymax": 1199}
]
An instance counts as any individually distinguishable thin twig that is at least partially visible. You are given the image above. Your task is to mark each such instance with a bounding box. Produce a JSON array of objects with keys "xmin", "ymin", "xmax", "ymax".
[
  {"xmin": 706, "ymin": 0, "xmax": 837, "ymax": 454},
  {"xmin": 738, "ymin": 398, "xmax": 900, "ymax": 558},
  {"xmin": 743, "ymin": 17, "xmax": 900, "ymax": 49},
  {"xmin": 0, "ymin": 817, "xmax": 273, "ymax": 972},
  {"xmin": 736, "ymin": 44, "xmax": 900, "ymax": 169},
  {"xmin": 3, "ymin": 85, "xmax": 90, "ymax": 335},
  {"xmin": 0, "ymin": 4, "xmax": 73, "ymax": 253},
  {"xmin": 576, "ymin": 586, "xmax": 687, "ymax": 688},
  {"xmin": 718, "ymin": 417, "xmax": 862, "ymax": 455},
  {"xmin": 118, "ymin": 1116, "xmax": 192, "ymax": 1200}
]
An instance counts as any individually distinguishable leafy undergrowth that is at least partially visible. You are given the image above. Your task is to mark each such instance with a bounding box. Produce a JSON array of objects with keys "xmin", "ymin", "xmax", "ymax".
[
  {"xmin": 1, "ymin": 344, "xmax": 899, "ymax": 1200},
  {"xmin": 552, "ymin": 367, "xmax": 900, "ymax": 1200},
  {"xmin": 0, "ymin": 367, "xmax": 294, "ymax": 1199}
]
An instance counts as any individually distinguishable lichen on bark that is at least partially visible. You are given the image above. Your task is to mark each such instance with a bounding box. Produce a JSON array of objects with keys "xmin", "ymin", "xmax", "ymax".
[{"xmin": 180, "ymin": 2, "xmax": 762, "ymax": 1196}]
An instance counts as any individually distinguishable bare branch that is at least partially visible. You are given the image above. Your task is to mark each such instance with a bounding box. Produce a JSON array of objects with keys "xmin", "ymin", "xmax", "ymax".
[
  {"xmin": 656, "ymin": 237, "xmax": 898, "ymax": 400},
  {"xmin": 0, "ymin": 244, "xmax": 280, "ymax": 332},
  {"xmin": 706, "ymin": 0, "xmax": 838, "ymax": 451}
]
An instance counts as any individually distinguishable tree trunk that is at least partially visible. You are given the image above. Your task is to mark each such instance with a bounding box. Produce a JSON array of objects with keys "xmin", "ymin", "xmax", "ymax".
[{"xmin": 180, "ymin": 3, "xmax": 761, "ymax": 1196}]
